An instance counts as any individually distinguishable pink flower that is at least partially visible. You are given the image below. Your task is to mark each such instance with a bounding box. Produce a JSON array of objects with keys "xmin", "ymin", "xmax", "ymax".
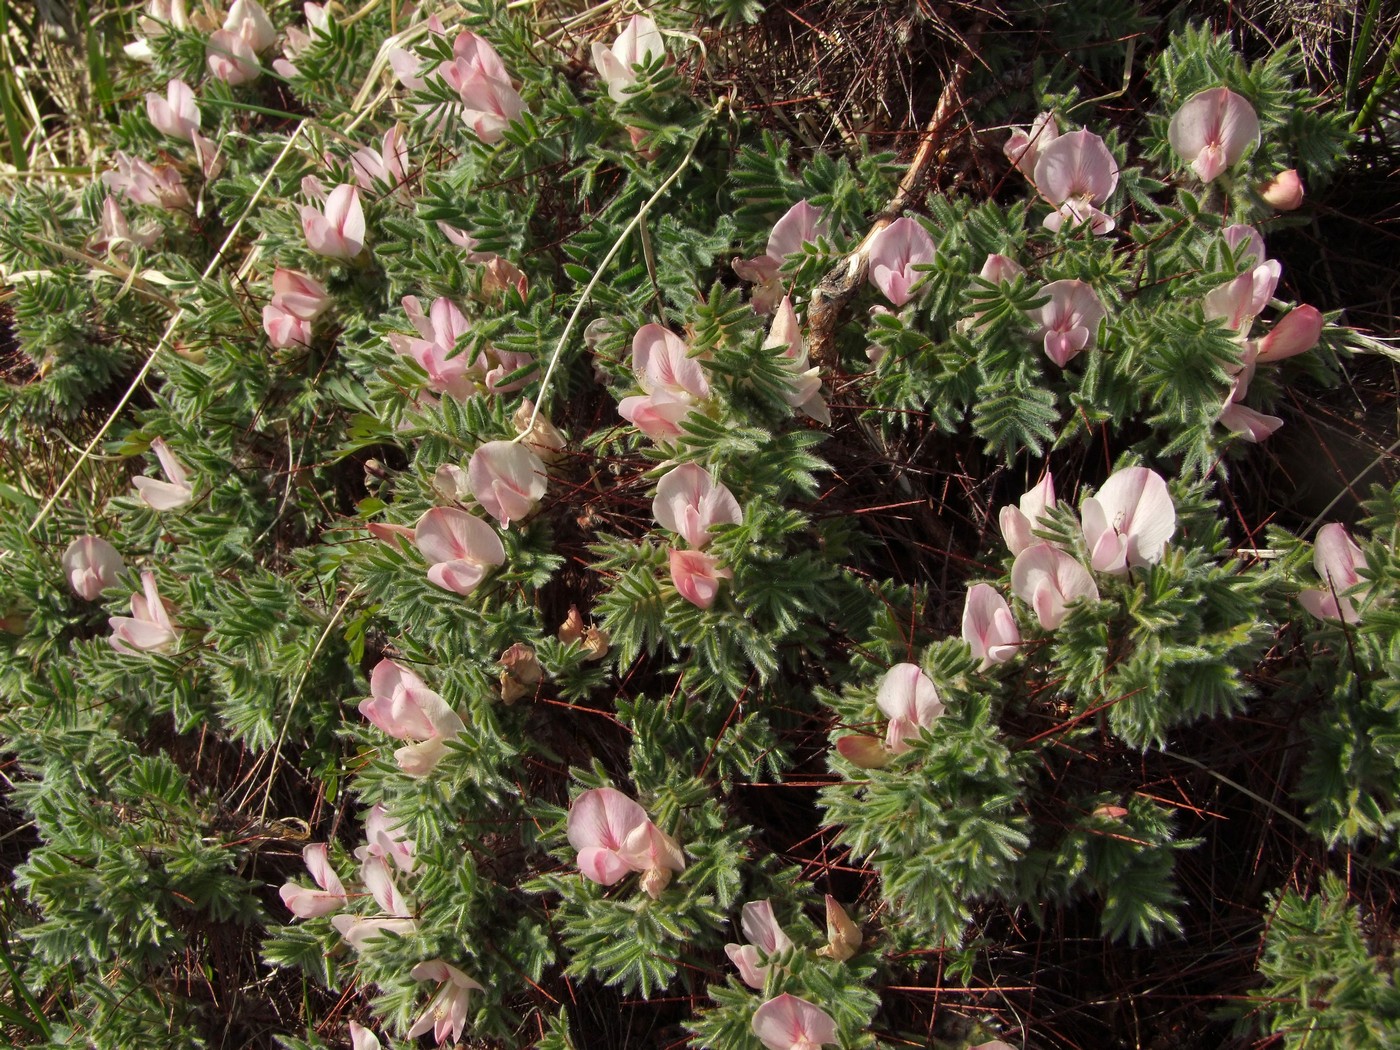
[
  {"xmin": 355, "ymin": 803, "xmax": 417, "ymax": 873},
  {"xmin": 751, "ymin": 993, "xmax": 839, "ymax": 1050},
  {"xmin": 1004, "ymin": 111, "xmax": 1059, "ymax": 181},
  {"xmin": 653, "ymin": 463, "xmax": 741, "ymax": 549},
  {"xmin": 468, "ymin": 440, "xmax": 547, "ymax": 526},
  {"xmin": 979, "ymin": 252, "xmax": 1025, "ymax": 285},
  {"xmin": 566, "ymin": 787, "xmax": 685, "ymax": 896},
  {"xmin": 1255, "ymin": 305, "xmax": 1323, "ymax": 363},
  {"xmin": 868, "ymin": 216, "xmax": 936, "ymax": 306},
  {"xmin": 733, "ymin": 201, "xmax": 829, "ymax": 313},
  {"xmin": 1080, "ymin": 466, "xmax": 1176, "ymax": 574},
  {"xmin": 1260, "ymin": 168, "xmax": 1305, "ymax": 210},
  {"xmin": 224, "ymin": 0, "xmax": 276, "ymax": 52},
  {"xmin": 1219, "ymin": 368, "xmax": 1283, "ymax": 442},
  {"xmin": 1169, "ymin": 87, "xmax": 1260, "ymax": 183},
  {"xmin": 724, "ymin": 900, "xmax": 793, "ymax": 989},
  {"xmin": 1034, "ymin": 128, "xmax": 1118, "ymax": 234},
  {"xmin": 1010, "ymin": 542, "xmax": 1099, "ymax": 630},
  {"xmin": 441, "ymin": 32, "xmax": 527, "ymax": 143},
  {"xmin": 92, "ymin": 197, "xmax": 159, "ymax": 255},
  {"xmin": 1300, "ymin": 523, "xmax": 1368, "ymax": 624},
  {"xmin": 61, "ymin": 536, "xmax": 124, "ymax": 601},
  {"xmin": 330, "ymin": 853, "xmax": 416, "ymax": 950},
  {"xmin": 407, "ymin": 960, "xmax": 485, "ymax": 1046},
  {"xmin": 262, "ymin": 302, "xmax": 313, "ymax": 348},
  {"xmin": 617, "ymin": 396, "xmax": 692, "ymax": 442},
  {"xmin": 669, "ymin": 548, "xmax": 732, "ymax": 609},
  {"xmin": 388, "ymin": 295, "xmax": 475, "ymax": 399},
  {"xmin": 633, "ymin": 324, "xmax": 710, "ymax": 403},
  {"xmin": 413, "ymin": 506, "xmax": 506, "ymax": 596},
  {"xmin": 133, "ymin": 437, "xmax": 194, "ymax": 510},
  {"xmin": 301, "ymin": 184, "xmax": 365, "ymax": 259},
  {"xmin": 360, "ymin": 659, "xmax": 467, "ymax": 776},
  {"xmin": 963, "ymin": 583, "xmax": 1020, "ymax": 669},
  {"xmin": 1031, "ymin": 279, "xmax": 1106, "ymax": 367},
  {"xmin": 351, "ymin": 123, "xmax": 411, "ymax": 201},
  {"xmin": 108, "ymin": 571, "xmax": 180, "ymax": 654},
  {"xmin": 279, "ymin": 843, "xmax": 348, "ymax": 918},
  {"xmin": 146, "ymin": 79, "xmax": 200, "ymax": 142},
  {"xmin": 348, "ymin": 1022, "xmax": 382, "ymax": 1050},
  {"xmin": 126, "ymin": 0, "xmax": 188, "ymax": 61},
  {"xmin": 998, "ymin": 472, "xmax": 1056, "ymax": 556},
  {"xmin": 1204, "ymin": 230, "xmax": 1281, "ymax": 335},
  {"xmin": 765, "ymin": 296, "xmax": 829, "ymax": 422},
  {"xmin": 102, "ymin": 153, "xmax": 191, "ymax": 211},
  {"xmin": 875, "ymin": 662, "xmax": 945, "ymax": 754},
  {"xmin": 592, "ymin": 14, "xmax": 665, "ymax": 102},
  {"xmin": 207, "ymin": 28, "xmax": 261, "ymax": 84}
]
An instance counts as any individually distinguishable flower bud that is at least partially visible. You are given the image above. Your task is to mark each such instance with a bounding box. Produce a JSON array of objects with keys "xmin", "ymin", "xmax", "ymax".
[{"xmin": 1259, "ymin": 168, "xmax": 1304, "ymax": 211}]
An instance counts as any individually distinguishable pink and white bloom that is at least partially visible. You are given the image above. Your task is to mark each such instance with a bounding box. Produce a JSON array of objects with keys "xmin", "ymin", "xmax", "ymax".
[
  {"xmin": 618, "ymin": 324, "xmax": 711, "ymax": 440},
  {"xmin": 414, "ymin": 506, "xmax": 506, "ymax": 596},
  {"xmin": 271, "ymin": 269, "xmax": 331, "ymax": 318},
  {"xmin": 348, "ymin": 1022, "xmax": 381, "ymax": 1050},
  {"xmin": 998, "ymin": 472, "xmax": 1056, "ymax": 556},
  {"xmin": 61, "ymin": 536, "xmax": 124, "ymax": 601},
  {"xmin": 765, "ymin": 296, "xmax": 829, "ymax": 422},
  {"xmin": 1169, "ymin": 87, "xmax": 1260, "ymax": 183},
  {"xmin": 1219, "ymin": 343, "xmax": 1283, "ymax": 441},
  {"xmin": 125, "ymin": 0, "xmax": 188, "ymax": 61},
  {"xmin": 441, "ymin": 32, "xmax": 527, "ymax": 144},
  {"xmin": 1034, "ymin": 128, "xmax": 1118, "ymax": 234},
  {"xmin": 331, "ymin": 852, "xmax": 416, "ymax": 950},
  {"xmin": 146, "ymin": 79, "xmax": 200, "ymax": 142},
  {"xmin": 1011, "ymin": 542, "xmax": 1099, "ymax": 630},
  {"xmin": 868, "ymin": 217, "xmax": 936, "ymax": 306},
  {"xmin": 388, "ymin": 295, "xmax": 474, "ymax": 399},
  {"xmin": 360, "ymin": 659, "xmax": 467, "ymax": 776},
  {"xmin": 1031, "ymin": 279, "xmax": 1106, "ymax": 367},
  {"xmin": 963, "ymin": 584, "xmax": 1020, "ymax": 668},
  {"xmin": 262, "ymin": 302, "xmax": 313, "ymax": 348},
  {"xmin": 1300, "ymin": 523, "xmax": 1368, "ymax": 624},
  {"xmin": 351, "ymin": 123, "xmax": 411, "ymax": 201},
  {"xmin": 1204, "ymin": 241, "xmax": 1280, "ymax": 334},
  {"xmin": 875, "ymin": 662, "xmax": 945, "ymax": 754},
  {"xmin": 93, "ymin": 197, "xmax": 159, "ymax": 255},
  {"xmin": 274, "ymin": 2, "xmax": 332, "ymax": 77},
  {"xmin": 224, "ymin": 0, "xmax": 276, "ymax": 52},
  {"xmin": 1080, "ymin": 466, "xmax": 1176, "ymax": 574},
  {"xmin": 567, "ymin": 787, "xmax": 685, "ymax": 896},
  {"xmin": 355, "ymin": 803, "xmax": 417, "ymax": 873},
  {"xmin": 751, "ymin": 994, "xmax": 839, "ymax": 1050},
  {"xmin": 669, "ymin": 548, "xmax": 732, "ymax": 609},
  {"xmin": 1256, "ymin": 305, "xmax": 1323, "ymax": 363},
  {"xmin": 133, "ymin": 437, "xmax": 194, "ymax": 510},
  {"xmin": 301, "ymin": 184, "xmax": 365, "ymax": 259},
  {"xmin": 733, "ymin": 201, "xmax": 829, "ymax": 313},
  {"xmin": 592, "ymin": 14, "xmax": 665, "ymax": 102},
  {"xmin": 108, "ymin": 571, "xmax": 179, "ymax": 654},
  {"xmin": 653, "ymin": 463, "xmax": 741, "ymax": 549},
  {"xmin": 725, "ymin": 900, "xmax": 793, "ymax": 989},
  {"xmin": 979, "ymin": 252, "xmax": 1025, "ymax": 286},
  {"xmin": 1260, "ymin": 168, "xmax": 1305, "ymax": 210},
  {"xmin": 467, "ymin": 441, "xmax": 547, "ymax": 526},
  {"xmin": 102, "ymin": 153, "xmax": 191, "ymax": 211},
  {"xmin": 407, "ymin": 960, "xmax": 485, "ymax": 1046},
  {"xmin": 278, "ymin": 843, "xmax": 348, "ymax": 918},
  {"xmin": 1005, "ymin": 111, "xmax": 1059, "ymax": 181},
  {"xmin": 207, "ymin": 28, "xmax": 261, "ymax": 84}
]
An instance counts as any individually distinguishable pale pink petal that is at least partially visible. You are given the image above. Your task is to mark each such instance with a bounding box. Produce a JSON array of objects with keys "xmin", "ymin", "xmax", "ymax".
[
  {"xmin": 751, "ymin": 993, "xmax": 839, "ymax": 1050},
  {"xmin": 1011, "ymin": 542, "xmax": 1098, "ymax": 630},
  {"xmin": 669, "ymin": 547, "xmax": 731, "ymax": 609},
  {"xmin": 653, "ymin": 463, "xmax": 742, "ymax": 549},
  {"xmin": 467, "ymin": 441, "xmax": 547, "ymax": 526},
  {"xmin": 1260, "ymin": 168, "xmax": 1305, "ymax": 210},
  {"xmin": 962, "ymin": 583, "xmax": 1020, "ymax": 668},
  {"xmin": 1168, "ymin": 87, "xmax": 1260, "ymax": 183},
  {"xmin": 414, "ymin": 507, "xmax": 506, "ymax": 570},
  {"xmin": 767, "ymin": 201, "xmax": 828, "ymax": 261},
  {"xmin": 61, "ymin": 536, "xmax": 124, "ymax": 601},
  {"xmin": 1033, "ymin": 129, "xmax": 1118, "ymax": 211},
  {"xmin": 1080, "ymin": 466, "xmax": 1175, "ymax": 573},
  {"xmin": 1255, "ymin": 305, "xmax": 1323, "ymax": 363},
  {"xmin": 868, "ymin": 217, "xmax": 936, "ymax": 306}
]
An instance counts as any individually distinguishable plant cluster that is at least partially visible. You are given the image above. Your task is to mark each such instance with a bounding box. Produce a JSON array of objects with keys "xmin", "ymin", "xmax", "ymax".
[{"xmin": 0, "ymin": 1, "xmax": 1396, "ymax": 1048}]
